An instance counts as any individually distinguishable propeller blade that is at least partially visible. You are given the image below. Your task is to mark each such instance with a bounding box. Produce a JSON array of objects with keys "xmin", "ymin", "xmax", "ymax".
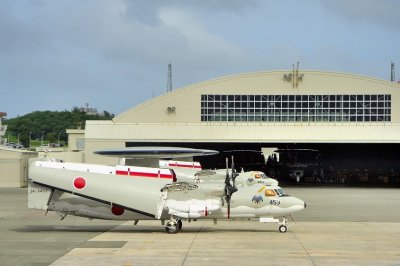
[
  {"xmin": 225, "ymin": 157, "xmax": 230, "ymax": 186},
  {"xmin": 224, "ymin": 186, "xmax": 237, "ymax": 219},
  {"xmin": 225, "ymin": 188, "xmax": 231, "ymax": 219},
  {"xmin": 226, "ymin": 185, "xmax": 238, "ymax": 195},
  {"xmin": 227, "ymin": 198, "xmax": 231, "ymax": 219},
  {"xmin": 231, "ymin": 155, "xmax": 238, "ymax": 188},
  {"xmin": 223, "ymin": 156, "xmax": 239, "ymax": 219}
]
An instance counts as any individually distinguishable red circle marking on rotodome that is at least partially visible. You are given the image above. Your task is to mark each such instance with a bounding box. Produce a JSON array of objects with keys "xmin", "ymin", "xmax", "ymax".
[{"xmin": 73, "ymin": 177, "xmax": 86, "ymax": 189}]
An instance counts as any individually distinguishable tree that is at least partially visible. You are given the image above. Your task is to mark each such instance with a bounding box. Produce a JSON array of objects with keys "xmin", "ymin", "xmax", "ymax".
[{"xmin": 4, "ymin": 109, "xmax": 113, "ymax": 147}]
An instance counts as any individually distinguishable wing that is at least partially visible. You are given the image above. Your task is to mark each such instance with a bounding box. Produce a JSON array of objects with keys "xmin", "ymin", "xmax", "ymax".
[{"xmin": 29, "ymin": 160, "xmax": 172, "ymax": 218}]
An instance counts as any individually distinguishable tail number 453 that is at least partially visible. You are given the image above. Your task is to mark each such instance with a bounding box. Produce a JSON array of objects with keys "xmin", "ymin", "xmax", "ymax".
[{"xmin": 270, "ymin": 199, "xmax": 280, "ymax": 205}]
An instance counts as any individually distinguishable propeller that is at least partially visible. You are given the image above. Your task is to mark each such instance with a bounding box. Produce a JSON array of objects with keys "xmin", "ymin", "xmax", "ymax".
[{"xmin": 224, "ymin": 156, "xmax": 238, "ymax": 219}]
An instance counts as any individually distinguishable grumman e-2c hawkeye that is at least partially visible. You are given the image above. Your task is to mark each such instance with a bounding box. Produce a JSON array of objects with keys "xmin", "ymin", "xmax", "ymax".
[{"xmin": 28, "ymin": 147, "xmax": 306, "ymax": 233}]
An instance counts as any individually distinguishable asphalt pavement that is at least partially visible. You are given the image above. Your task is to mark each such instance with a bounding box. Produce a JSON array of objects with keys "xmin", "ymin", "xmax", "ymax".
[{"xmin": 1, "ymin": 187, "xmax": 400, "ymax": 265}]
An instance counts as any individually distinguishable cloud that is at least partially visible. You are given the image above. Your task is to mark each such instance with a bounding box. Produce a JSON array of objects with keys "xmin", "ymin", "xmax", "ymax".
[
  {"xmin": 0, "ymin": 0, "xmax": 256, "ymax": 117},
  {"xmin": 0, "ymin": 1, "xmax": 49, "ymax": 54},
  {"xmin": 157, "ymin": 7, "xmax": 245, "ymax": 68},
  {"xmin": 320, "ymin": 0, "xmax": 400, "ymax": 31},
  {"xmin": 1, "ymin": 0, "xmax": 398, "ymax": 118},
  {"xmin": 124, "ymin": 0, "xmax": 258, "ymax": 26}
]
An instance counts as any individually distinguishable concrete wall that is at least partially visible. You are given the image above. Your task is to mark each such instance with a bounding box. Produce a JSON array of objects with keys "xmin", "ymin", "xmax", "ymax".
[
  {"xmin": 0, "ymin": 148, "xmax": 38, "ymax": 187},
  {"xmin": 38, "ymin": 151, "xmax": 85, "ymax": 163},
  {"xmin": 66, "ymin": 129, "xmax": 85, "ymax": 152}
]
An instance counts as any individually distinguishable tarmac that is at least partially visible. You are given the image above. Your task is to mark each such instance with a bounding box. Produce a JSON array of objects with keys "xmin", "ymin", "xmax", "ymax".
[{"xmin": 1, "ymin": 187, "xmax": 400, "ymax": 266}]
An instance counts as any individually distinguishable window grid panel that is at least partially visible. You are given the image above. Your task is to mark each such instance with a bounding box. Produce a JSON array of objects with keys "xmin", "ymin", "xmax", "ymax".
[{"xmin": 200, "ymin": 94, "xmax": 391, "ymax": 123}]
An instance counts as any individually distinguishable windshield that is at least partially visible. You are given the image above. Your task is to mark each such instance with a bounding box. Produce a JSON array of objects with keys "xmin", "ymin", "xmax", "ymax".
[
  {"xmin": 274, "ymin": 188, "xmax": 286, "ymax": 197},
  {"xmin": 261, "ymin": 173, "xmax": 268, "ymax": 179},
  {"xmin": 254, "ymin": 172, "xmax": 269, "ymax": 179}
]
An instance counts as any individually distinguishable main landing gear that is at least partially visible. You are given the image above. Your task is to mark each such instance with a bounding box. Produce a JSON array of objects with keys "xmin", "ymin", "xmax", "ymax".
[{"xmin": 165, "ymin": 218, "xmax": 182, "ymax": 234}]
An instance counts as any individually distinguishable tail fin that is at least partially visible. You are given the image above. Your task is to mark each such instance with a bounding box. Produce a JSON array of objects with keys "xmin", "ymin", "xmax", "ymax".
[
  {"xmin": 28, "ymin": 158, "xmax": 59, "ymax": 210},
  {"xmin": 28, "ymin": 179, "xmax": 53, "ymax": 210}
]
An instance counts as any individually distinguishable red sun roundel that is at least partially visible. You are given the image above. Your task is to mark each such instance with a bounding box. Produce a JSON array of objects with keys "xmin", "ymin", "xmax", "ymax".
[
  {"xmin": 73, "ymin": 177, "xmax": 86, "ymax": 189},
  {"xmin": 111, "ymin": 204, "xmax": 124, "ymax": 216}
]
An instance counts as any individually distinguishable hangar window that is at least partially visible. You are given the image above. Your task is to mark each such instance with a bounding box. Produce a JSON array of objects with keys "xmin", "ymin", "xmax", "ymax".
[{"xmin": 201, "ymin": 94, "xmax": 391, "ymax": 123}]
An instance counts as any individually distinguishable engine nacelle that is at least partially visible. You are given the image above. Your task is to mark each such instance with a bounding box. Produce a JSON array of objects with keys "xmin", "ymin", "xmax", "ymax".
[
  {"xmin": 168, "ymin": 209, "xmax": 201, "ymax": 219},
  {"xmin": 165, "ymin": 199, "xmax": 221, "ymax": 218}
]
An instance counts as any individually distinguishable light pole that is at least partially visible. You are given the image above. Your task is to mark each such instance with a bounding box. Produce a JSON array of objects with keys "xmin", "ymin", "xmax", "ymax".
[
  {"xmin": 41, "ymin": 131, "xmax": 45, "ymax": 146},
  {"xmin": 58, "ymin": 132, "xmax": 61, "ymax": 145},
  {"xmin": 29, "ymin": 132, "xmax": 32, "ymax": 148},
  {"xmin": 17, "ymin": 133, "xmax": 20, "ymax": 144}
]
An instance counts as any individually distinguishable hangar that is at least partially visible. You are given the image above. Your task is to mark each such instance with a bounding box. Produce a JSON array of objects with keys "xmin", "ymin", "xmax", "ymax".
[{"xmin": 83, "ymin": 70, "xmax": 400, "ymax": 185}]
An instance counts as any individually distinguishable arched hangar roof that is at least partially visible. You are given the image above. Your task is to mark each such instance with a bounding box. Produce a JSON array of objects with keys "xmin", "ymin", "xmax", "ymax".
[{"xmin": 114, "ymin": 70, "xmax": 400, "ymax": 124}]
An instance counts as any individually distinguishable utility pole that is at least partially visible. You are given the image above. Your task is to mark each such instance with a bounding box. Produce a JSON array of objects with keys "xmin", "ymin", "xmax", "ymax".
[
  {"xmin": 391, "ymin": 62, "xmax": 395, "ymax": 82},
  {"xmin": 41, "ymin": 131, "xmax": 45, "ymax": 146},
  {"xmin": 167, "ymin": 63, "xmax": 172, "ymax": 93}
]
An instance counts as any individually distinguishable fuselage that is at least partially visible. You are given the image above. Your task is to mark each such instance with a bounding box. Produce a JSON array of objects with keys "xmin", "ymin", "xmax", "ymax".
[
  {"xmin": 31, "ymin": 182, "xmax": 304, "ymax": 221},
  {"xmin": 28, "ymin": 160, "xmax": 304, "ymax": 222}
]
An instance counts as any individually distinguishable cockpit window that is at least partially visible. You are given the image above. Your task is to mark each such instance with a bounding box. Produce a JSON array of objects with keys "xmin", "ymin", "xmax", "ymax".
[
  {"xmin": 274, "ymin": 188, "xmax": 286, "ymax": 197},
  {"xmin": 264, "ymin": 189, "xmax": 276, "ymax": 197},
  {"xmin": 255, "ymin": 172, "xmax": 268, "ymax": 179},
  {"xmin": 261, "ymin": 173, "xmax": 267, "ymax": 179}
]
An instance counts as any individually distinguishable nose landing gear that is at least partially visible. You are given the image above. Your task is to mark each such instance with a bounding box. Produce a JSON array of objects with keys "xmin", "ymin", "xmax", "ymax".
[
  {"xmin": 278, "ymin": 217, "xmax": 288, "ymax": 233},
  {"xmin": 279, "ymin": 224, "xmax": 287, "ymax": 233},
  {"xmin": 259, "ymin": 216, "xmax": 290, "ymax": 233}
]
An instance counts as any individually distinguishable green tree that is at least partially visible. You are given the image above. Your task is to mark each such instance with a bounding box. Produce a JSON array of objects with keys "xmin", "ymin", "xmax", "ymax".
[{"xmin": 4, "ymin": 109, "xmax": 114, "ymax": 147}]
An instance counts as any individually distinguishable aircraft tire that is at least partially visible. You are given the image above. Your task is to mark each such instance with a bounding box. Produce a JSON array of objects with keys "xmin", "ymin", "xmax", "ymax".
[
  {"xmin": 165, "ymin": 223, "xmax": 179, "ymax": 234},
  {"xmin": 279, "ymin": 225, "xmax": 287, "ymax": 233},
  {"xmin": 177, "ymin": 220, "xmax": 182, "ymax": 230}
]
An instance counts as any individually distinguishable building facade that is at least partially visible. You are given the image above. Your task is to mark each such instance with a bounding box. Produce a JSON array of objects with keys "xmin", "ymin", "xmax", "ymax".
[
  {"xmin": 0, "ymin": 112, "xmax": 7, "ymax": 146},
  {"xmin": 0, "ymin": 148, "xmax": 37, "ymax": 187},
  {"xmin": 83, "ymin": 70, "xmax": 400, "ymax": 184}
]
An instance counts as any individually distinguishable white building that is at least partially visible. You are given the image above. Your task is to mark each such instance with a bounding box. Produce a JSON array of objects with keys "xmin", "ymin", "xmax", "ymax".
[{"xmin": 0, "ymin": 112, "xmax": 7, "ymax": 146}]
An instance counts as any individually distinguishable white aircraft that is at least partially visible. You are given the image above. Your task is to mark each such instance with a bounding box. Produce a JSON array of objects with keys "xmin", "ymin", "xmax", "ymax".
[{"xmin": 28, "ymin": 147, "xmax": 305, "ymax": 233}]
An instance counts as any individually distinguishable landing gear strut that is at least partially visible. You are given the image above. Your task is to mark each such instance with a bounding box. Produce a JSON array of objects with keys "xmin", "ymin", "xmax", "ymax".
[
  {"xmin": 259, "ymin": 216, "xmax": 290, "ymax": 233},
  {"xmin": 278, "ymin": 217, "xmax": 288, "ymax": 233},
  {"xmin": 165, "ymin": 217, "xmax": 182, "ymax": 234}
]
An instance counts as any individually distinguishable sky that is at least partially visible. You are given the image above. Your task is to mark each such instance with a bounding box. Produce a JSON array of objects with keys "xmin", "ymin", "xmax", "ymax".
[{"xmin": 1, "ymin": 0, "xmax": 399, "ymax": 118}]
